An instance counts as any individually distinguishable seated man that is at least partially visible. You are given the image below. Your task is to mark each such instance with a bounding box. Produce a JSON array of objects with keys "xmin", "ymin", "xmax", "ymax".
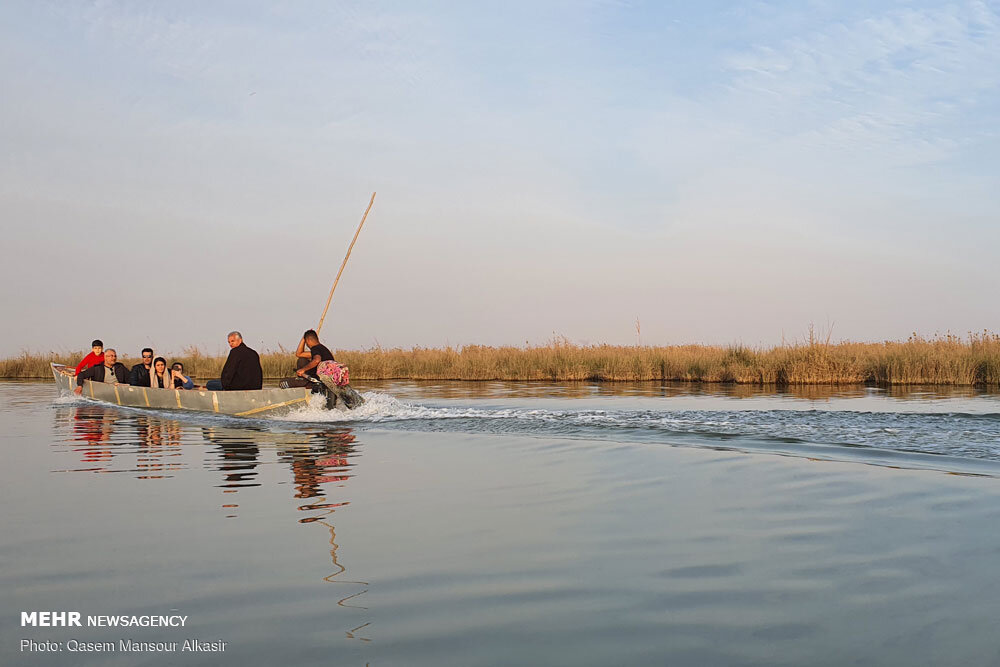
[
  {"xmin": 129, "ymin": 348, "xmax": 154, "ymax": 386},
  {"xmin": 278, "ymin": 329, "xmax": 363, "ymax": 409},
  {"xmin": 206, "ymin": 331, "xmax": 262, "ymax": 391},
  {"xmin": 74, "ymin": 339, "xmax": 105, "ymax": 376},
  {"xmin": 281, "ymin": 329, "xmax": 335, "ymax": 389},
  {"xmin": 170, "ymin": 362, "xmax": 196, "ymax": 390},
  {"xmin": 74, "ymin": 349, "xmax": 129, "ymax": 394}
]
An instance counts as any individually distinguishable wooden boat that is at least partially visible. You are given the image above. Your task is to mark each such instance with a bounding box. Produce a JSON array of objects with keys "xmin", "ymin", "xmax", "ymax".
[{"xmin": 52, "ymin": 363, "xmax": 314, "ymax": 418}]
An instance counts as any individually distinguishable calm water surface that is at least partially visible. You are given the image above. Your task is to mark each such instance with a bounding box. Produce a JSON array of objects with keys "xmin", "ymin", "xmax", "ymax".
[{"xmin": 4, "ymin": 380, "xmax": 1000, "ymax": 666}]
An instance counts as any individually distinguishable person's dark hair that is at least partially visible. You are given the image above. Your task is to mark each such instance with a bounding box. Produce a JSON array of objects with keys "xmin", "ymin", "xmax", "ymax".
[
  {"xmin": 171, "ymin": 362, "xmax": 184, "ymax": 371},
  {"xmin": 303, "ymin": 329, "xmax": 319, "ymax": 341},
  {"xmin": 92, "ymin": 339, "xmax": 103, "ymax": 348},
  {"xmin": 153, "ymin": 356, "xmax": 167, "ymax": 369},
  {"xmin": 142, "ymin": 347, "xmax": 154, "ymax": 356}
]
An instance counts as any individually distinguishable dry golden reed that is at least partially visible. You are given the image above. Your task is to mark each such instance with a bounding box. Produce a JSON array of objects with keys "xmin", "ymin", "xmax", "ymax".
[{"xmin": 6, "ymin": 333, "xmax": 1000, "ymax": 386}]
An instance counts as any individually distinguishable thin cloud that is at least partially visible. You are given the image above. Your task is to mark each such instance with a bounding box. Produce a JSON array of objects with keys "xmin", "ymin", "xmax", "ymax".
[{"xmin": 723, "ymin": 2, "xmax": 1000, "ymax": 162}]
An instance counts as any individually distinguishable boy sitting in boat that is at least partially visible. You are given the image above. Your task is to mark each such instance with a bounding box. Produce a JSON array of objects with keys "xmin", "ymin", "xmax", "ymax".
[{"xmin": 75, "ymin": 339, "xmax": 104, "ymax": 376}]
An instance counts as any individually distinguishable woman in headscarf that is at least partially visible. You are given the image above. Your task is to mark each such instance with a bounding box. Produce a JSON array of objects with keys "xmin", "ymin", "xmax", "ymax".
[{"xmin": 149, "ymin": 357, "xmax": 171, "ymax": 389}]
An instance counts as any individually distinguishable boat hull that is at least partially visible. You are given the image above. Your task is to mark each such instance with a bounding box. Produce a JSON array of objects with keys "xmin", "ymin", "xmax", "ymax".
[{"xmin": 52, "ymin": 363, "xmax": 313, "ymax": 417}]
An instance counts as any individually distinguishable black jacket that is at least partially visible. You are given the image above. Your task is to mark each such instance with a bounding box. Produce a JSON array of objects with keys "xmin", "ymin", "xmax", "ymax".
[
  {"xmin": 221, "ymin": 343, "xmax": 263, "ymax": 390},
  {"xmin": 129, "ymin": 363, "xmax": 151, "ymax": 386},
  {"xmin": 77, "ymin": 363, "xmax": 130, "ymax": 387}
]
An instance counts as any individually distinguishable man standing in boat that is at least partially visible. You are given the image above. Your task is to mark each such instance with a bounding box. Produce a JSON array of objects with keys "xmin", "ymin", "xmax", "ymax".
[
  {"xmin": 206, "ymin": 331, "xmax": 263, "ymax": 391},
  {"xmin": 74, "ymin": 348, "xmax": 129, "ymax": 394}
]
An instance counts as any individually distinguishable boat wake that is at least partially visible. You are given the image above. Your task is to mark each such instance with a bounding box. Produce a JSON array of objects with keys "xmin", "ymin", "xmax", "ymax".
[
  {"xmin": 277, "ymin": 391, "xmax": 517, "ymax": 423},
  {"xmin": 275, "ymin": 391, "xmax": 1000, "ymax": 466}
]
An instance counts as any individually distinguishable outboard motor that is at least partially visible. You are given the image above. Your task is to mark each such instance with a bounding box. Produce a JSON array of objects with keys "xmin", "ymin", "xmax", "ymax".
[{"xmin": 306, "ymin": 376, "xmax": 365, "ymax": 410}]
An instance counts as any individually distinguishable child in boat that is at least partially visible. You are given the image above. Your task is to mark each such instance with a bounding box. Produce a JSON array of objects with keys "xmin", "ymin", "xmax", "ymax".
[{"xmin": 75, "ymin": 340, "xmax": 105, "ymax": 376}]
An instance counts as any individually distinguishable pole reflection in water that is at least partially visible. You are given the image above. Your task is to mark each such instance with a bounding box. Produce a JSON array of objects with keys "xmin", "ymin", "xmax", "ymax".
[
  {"xmin": 52, "ymin": 403, "xmax": 371, "ymax": 643},
  {"xmin": 278, "ymin": 429, "xmax": 370, "ymax": 640},
  {"xmin": 199, "ymin": 424, "xmax": 370, "ymax": 641}
]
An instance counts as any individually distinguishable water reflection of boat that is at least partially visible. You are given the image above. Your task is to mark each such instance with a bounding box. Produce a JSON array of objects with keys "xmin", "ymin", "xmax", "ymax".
[
  {"xmin": 279, "ymin": 431, "xmax": 357, "ymax": 499},
  {"xmin": 197, "ymin": 425, "xmax": 358, "ymax": 501},
  {"xmin": 67, "ymin": 405, "xmax": 117, "ymax": 468},
  {"xmin": 57, "ymin": 407, "xmax": 183, "ymax": 477},
  {"xmin": 54, "ymin": 404, "xmax": 371, "ymax": 640},
  {"xmin": 197, "ymin": 424, "xmax": 369, "ymax": 625}
]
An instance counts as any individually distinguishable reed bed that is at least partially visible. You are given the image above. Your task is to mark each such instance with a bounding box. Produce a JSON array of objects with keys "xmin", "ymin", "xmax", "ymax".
[{"xmin": 7, "ymin": 333, "xmax": 1000, "ymax": 386}]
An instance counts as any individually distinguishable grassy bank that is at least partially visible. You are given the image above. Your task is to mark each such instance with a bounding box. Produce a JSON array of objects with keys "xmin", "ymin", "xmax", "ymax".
[{"xmin": 6, "ymin": 334, "xmax": 1000, "ymax": 385}]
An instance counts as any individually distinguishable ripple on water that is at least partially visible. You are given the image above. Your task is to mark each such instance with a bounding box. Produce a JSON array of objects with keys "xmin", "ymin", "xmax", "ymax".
[
  {"xmin": 265, "ymin": 389, "xmax": 1000, "ymax": 473},
  {"xmin": 6, "ymin": 381, "xmax": 1000, "ymax": 666}
]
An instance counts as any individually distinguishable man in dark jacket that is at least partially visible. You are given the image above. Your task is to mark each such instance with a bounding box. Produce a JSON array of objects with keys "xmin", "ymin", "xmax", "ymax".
[
  {"xmin": 128, "ymin": 348, "xmax": 154, "ymax": 386},
  {"xmin": 74, "ymin": 349, "xmax": 129, "ymax": 394},
  {"xmin": 206, "ymin": 331, "xmax": 263, "ymax": 391}
]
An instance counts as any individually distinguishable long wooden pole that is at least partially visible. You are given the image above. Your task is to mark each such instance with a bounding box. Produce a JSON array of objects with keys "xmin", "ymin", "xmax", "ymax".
[{"xmin": 317, "ymin": 192, "xmax": 376, "ymax": 334}]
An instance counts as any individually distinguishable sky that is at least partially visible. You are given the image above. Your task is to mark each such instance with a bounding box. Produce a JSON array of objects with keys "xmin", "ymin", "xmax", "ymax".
[{"xmin": 1, "ymin": 0, "xmax": 998, "ymax": 357}]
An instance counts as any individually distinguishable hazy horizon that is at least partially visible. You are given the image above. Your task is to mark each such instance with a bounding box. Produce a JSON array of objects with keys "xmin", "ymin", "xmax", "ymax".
[{"xmin": 2, "ymin": 1, "xmax": 998, "ymax": 358}]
